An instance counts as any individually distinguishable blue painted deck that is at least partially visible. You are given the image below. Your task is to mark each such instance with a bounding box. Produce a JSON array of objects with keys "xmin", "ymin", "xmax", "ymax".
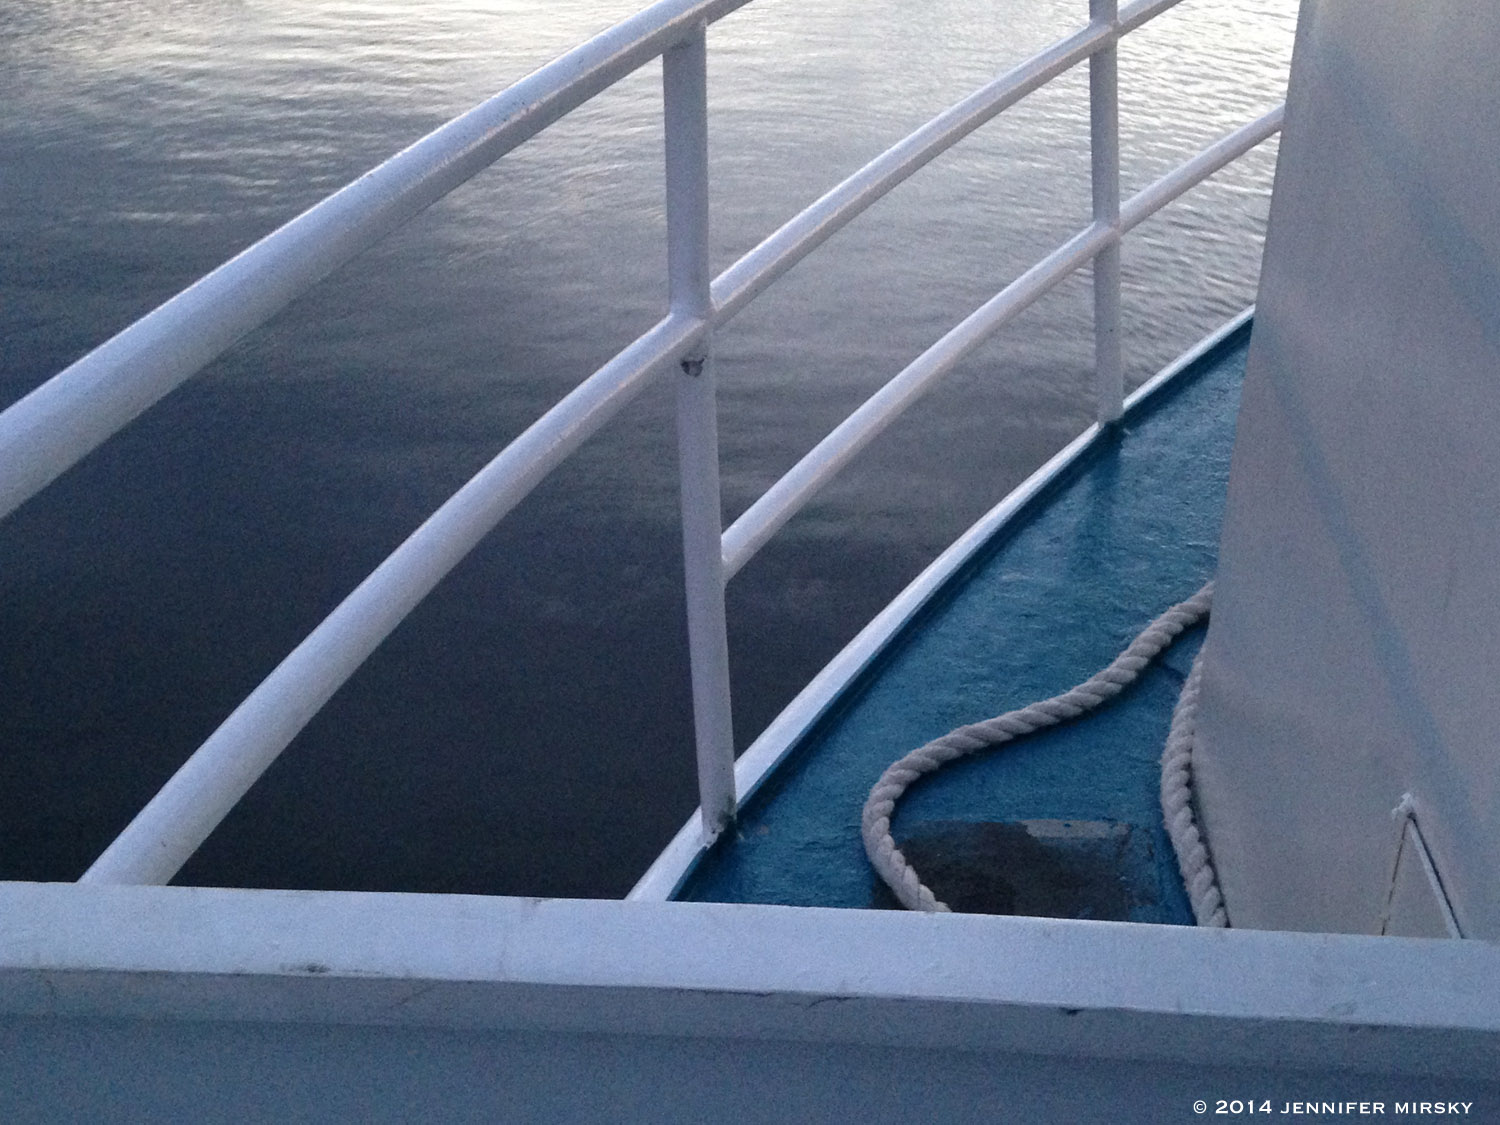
[{"xmin": 679, "ymin": 322, "xmax": 1250, "ymax": 920}]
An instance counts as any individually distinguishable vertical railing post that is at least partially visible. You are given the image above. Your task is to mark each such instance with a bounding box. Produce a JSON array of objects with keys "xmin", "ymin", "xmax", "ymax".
[
  {"xmin": 1089, "ymin": 0, "xmax": 1124, "ymax": 423},
  {"xmin": 664, "ymin": 23, "xmax": 737, "ymax": 839}
]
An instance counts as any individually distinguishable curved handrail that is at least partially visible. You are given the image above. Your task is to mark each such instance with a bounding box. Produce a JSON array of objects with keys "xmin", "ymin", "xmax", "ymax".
[
  {"xmin": 721, "ymin": 105, "xmax": 1284, "ymax": 578},
  {"xmin": 0, "ymin": 0, "xmax": 753, "ymax": 525},
  {"xmin": 0, "ymin": 0, "xmax": 1285, "ymax": 885},
  {"xmin": 79, "ymin": 314, "xmax": 704, "ymax": 885},
  {"xmin": 709, "ymin": 21, "xmax": 1112, "ymax": 326}
]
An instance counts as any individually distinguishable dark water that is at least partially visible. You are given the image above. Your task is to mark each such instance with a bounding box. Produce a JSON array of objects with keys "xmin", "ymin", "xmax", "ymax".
[{"xmin": 0, "ymin": 0, "xmax": 1295, "ymax": 895}]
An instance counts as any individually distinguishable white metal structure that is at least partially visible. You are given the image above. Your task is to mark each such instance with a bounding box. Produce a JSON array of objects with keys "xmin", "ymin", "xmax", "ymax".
[
  {"xmin": 1, "ymin": 882, "xmax": 1495, "ymax": 1121},
  {"xmin": 633, "ymin": 307, "xmax": 1255, "ymax": 900},
  {"xmin": 1, "ymin": 0, "xmax": 1279, "ymax": 886},
  {"xmin": 6, "ymin": 3, "xmax": 1500, "ymax": 1111},
  {"xmin": 1195, "ymin": 0, "xmax": 1500, "ymax": 941}
]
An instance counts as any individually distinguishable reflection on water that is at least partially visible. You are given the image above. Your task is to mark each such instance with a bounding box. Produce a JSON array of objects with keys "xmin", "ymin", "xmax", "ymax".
[{"xmin": 0, "ymin": 0, "xmax": 1296, "ymax": 895}]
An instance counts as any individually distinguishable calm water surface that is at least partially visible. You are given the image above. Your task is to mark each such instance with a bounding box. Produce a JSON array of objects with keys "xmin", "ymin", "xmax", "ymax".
[{"xmin": 0, "ymin": 0, "xmax": 1296, "ymax": 894}]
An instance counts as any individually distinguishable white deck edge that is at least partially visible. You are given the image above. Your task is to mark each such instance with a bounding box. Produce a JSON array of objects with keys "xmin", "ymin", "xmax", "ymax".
[
  {"xmin": 629, "ymin": 306, "xmax": 1255, "ymax": 901},
  {"xmin": 2, "ymin": 880, "xmax": 1496, "ymax": 1079}
]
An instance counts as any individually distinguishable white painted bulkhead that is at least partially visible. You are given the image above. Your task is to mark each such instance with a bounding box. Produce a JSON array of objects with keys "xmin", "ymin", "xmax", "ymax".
[
  {"xmin": 2, "ymin": 883, "xmax": 1498, "ymax": 1120},
  {"xmin": 1194, "ymin": 0, "xmax": 1500, "ymax": 938}
]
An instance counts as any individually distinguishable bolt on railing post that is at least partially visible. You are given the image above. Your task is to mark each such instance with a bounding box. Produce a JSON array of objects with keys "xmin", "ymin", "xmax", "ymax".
[
  {"xmin": 1089, "ymin": 0, "xmax": 1124, "ymax": 423},
  {"xmin": 664, "ymin": 23, "xmax": 737, "ymax": 839}
]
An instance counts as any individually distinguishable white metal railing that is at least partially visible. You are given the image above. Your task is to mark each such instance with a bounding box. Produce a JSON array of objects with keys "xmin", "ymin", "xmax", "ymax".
[
  {"xmin": 0, "ymin": 0, "xmax": 1283, "ymax": 886},
  {"xmin": 718, "ymin": 103, "xmax": 1282, "ymax": 578}
]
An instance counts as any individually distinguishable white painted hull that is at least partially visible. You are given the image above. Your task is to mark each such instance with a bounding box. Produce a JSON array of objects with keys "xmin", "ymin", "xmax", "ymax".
[{"xmin": 3, "ymin": 882, "xmax": 1496, "ymax": 1120}]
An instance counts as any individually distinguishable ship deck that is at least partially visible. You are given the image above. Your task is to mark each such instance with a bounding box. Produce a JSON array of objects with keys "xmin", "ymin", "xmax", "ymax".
[{"xmin": 677, "ymin": 319, "xmax": 1251, "ymax": 920}]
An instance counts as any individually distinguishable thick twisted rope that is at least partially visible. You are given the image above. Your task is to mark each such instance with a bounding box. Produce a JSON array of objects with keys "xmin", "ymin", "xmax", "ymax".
[
  {"xmin": 862, "ymin": 582, "xmax": 1224, "ymax": 921},
  {"xmin": 1159, "ymin": 642, "xmax": 1227, "ymax": 925}
]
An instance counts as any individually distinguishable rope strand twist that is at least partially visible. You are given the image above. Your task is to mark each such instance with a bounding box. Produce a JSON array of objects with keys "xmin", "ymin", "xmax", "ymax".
[{"xmin": 861, "ymin": 581, "xmax": 1225, "ymax": 923}]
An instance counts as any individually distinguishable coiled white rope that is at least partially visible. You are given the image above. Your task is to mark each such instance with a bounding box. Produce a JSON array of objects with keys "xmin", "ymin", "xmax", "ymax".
[{"xmin": 861, "ymin": 581, "xmax": 1227, "ymax": 924}]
